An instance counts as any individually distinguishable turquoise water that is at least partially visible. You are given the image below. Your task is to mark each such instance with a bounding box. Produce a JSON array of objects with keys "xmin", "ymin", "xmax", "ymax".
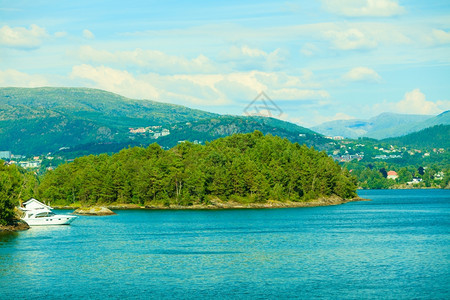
[{"xmin": 1, "ymin": 189, "xmax": 449, "ymax": 299}]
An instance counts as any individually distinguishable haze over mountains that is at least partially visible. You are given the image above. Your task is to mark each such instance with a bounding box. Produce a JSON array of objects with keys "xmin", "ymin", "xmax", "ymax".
[{"xmin": 312, "ymin": 111, "xmax": 450, "ymax": 139}]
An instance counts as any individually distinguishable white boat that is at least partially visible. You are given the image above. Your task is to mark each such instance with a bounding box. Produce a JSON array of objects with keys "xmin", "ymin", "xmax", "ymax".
[{"xmin": 19, "ymin": 198, "xmax": 77, "ymax": 226}]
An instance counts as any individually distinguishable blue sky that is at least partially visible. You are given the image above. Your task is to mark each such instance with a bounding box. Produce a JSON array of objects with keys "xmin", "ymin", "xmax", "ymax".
[{"xmin": 1, "ymin": 0, "xmax": 449, "ymax": 126}]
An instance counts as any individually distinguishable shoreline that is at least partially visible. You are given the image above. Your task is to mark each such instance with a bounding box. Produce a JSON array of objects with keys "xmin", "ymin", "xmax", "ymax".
[
  {"xmin": 0, "ymin": 220, "xmax": 30, "ymax": 233},
  {"xmin": 53, "ymin": 196, "xmax": 370, "ymax": 211}
]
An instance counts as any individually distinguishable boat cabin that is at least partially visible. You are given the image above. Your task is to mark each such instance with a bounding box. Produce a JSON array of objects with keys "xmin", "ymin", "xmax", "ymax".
[
  {"xmin": 22, "ymin": 198, "xmax": 53, "ymax": 211},
  {"xmin": 20, "ymin": 198, "xmax": 54, "ymax": 219}
]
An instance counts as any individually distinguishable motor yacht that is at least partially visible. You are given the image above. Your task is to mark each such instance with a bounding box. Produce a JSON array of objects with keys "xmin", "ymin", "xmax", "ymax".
[{"xmin": 19, "ymin": 198, "xmax": 77, "ymax": 226}]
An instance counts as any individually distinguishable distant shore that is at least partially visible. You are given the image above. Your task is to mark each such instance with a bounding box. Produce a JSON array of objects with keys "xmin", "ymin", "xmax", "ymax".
[
  {"xmin": 358, "ymin": 186, "xmax": 449, "ymax": 190},
  {"xmin": 53, "ymin": 195, "xmax": 369, "ymax": 211}
]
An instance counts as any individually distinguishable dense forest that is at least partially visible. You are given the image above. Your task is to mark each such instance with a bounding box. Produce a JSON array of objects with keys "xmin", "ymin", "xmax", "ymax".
[
  {"xmin": 382, "ymin": 125, "xmax": 450, "ymax": 149},
  {"xmin": 36, "ymin": 131, "xmax": 357, "ymax": 207},
  {"xmin": 0, "ymin": 163, "xmax": 36, "ymax": 226},
  {"xmin": 343, "ymin": 161, "xmax": 450, "ymax": 189}
]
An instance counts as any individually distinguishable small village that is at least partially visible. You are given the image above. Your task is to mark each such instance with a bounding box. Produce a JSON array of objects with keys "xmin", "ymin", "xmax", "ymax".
[{"xmin": 326, "ymin": 136, "xmax": 446, "ymax": 163}]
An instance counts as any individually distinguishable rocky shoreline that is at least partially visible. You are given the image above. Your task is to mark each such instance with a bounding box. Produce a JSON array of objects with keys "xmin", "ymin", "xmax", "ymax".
[
  {"xmin": 140, "ymin": 196, "xmax": 369, "ymax": 210},
  {"xmin": 0, "ymin": 220, "xmax": 30, "ymax": 233},
  {"xmin": 73, "ymin": 206, "xmax": 116, "ymax": 216},
  {"xmin": 54, "ymin": 195, "xmax": 369, "ymax": 211}
]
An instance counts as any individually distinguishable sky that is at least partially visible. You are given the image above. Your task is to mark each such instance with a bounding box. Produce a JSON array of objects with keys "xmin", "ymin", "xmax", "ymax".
[{"xmin": 1, "ymin": 0, "xmax": 449, "ymax": 127}]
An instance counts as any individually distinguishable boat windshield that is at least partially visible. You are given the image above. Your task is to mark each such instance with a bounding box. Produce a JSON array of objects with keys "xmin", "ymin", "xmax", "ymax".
[{"xmin": 35, "ymin": 212, "xmax": 56, "ymax": 218}]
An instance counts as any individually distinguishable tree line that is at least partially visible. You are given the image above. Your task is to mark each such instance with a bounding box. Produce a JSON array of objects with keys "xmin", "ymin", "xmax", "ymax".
[
  {"xmin": 0, "ymin": 162, "xmax": 36, "ymax": 225},
  {"xmin": 344, "ymin": 161, "xmax": 450, "ymax": 189}
]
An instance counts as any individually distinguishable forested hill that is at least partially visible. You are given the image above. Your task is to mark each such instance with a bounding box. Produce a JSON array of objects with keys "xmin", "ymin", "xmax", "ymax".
[
  {"xmin": 0, "ymin": 87, "xmax": 216, "ymax": 155},
  {"xmin": 382, "ymin": 124, "xmax": 450, "ymax": 149},
  {"xmin": 0, "ymin": 87, "xmax": 325, "ymax": 155},
  {"xmin": 0, "ymin": 87, "xmax": 215, "ymax": 123},
  {"xmin": 37, "ymin": 131, "xmax": 357, "ymax": 207}
]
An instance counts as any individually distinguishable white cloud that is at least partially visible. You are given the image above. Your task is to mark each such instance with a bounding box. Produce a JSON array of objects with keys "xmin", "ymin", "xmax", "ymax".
[
  {"xmin": 78, "ymin": 46, "xmax": 217, "ymax": 74},
  {"xmin": 0, "ymin": 24, "xmax": 48, "ymax": 49},
  {"xmin": 370, "ymin": 89, "xmax": 448, "ymax": 115},
  {"xmin": 54, "ymin": 31, "xmax": 67, "ymax": 38},
  {"xmin": 219, "ymin": 45, "xmax": 285, "ymax": 70},
  {"xmin": 82, "ymin": 29, "xmax": 95, "ymax": 39},
  {"xmin": 271, "ymin": 89, "xmax": 330, "ymax": 100},
  {"xmin": 393, "ymin": 89, "xmax": 449, "ymax": 115},
  {"xmin": 69, "ymin": 64, "xmax": 328, "ymax": 107},
  {"xmin": 0, "ymin": 69, "xmax": 48, "ymax": 87},
  {"xmin": 324, "ymin": 28, "xmax": 377, "ymax": 50},
  {"xmin": 432, "ymin": 29, "xmax": 450, "ymax": 45},
  {"xmin": 343, "ymin": 67, "xmax": 382, "ymax": 82},
  {"xmin": 70, "ymin": 64, "xmax": 160, "ymax": 100},
  {"xmin": 300, "ymin": 43, "xmax": 320, "ymax": 56},
  {"xmin": 323, "ymin": 0, "xmax": 405, "ymax": 17}
]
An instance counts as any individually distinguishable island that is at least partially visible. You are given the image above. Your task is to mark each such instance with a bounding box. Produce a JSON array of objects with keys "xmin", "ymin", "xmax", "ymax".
[{"xmin": 1, "ymin": 131, "xmax": 362, "ymax": 228}]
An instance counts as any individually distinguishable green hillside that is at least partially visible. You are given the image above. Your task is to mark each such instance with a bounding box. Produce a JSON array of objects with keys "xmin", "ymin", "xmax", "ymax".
[
  {"xmin": 156, "ymin": 115, "xmax": 326, "ymax": 148},
  {"xmin": 0, "ymin": 87, "xmax": 326, "ymax": 156},
  {"xmin": 0, "ymin": 87, "xmax": 215, "ymax": 155},
  {"xmin": 383, "ymin": 124, "xmax": 450, "ymax": 149}
]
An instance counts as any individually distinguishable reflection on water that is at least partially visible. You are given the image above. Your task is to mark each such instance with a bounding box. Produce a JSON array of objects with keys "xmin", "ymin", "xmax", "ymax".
[
  {"xmin": 0, "ymin": 231, "xmax": 19, "ymax": 243},
  {"xmin": 0, "ymin": 232, "xmax": 20, "ymax": 276},
  {"xmin": 0, "ymin": 190, "xmax": 449, "ymax": 299},
  {"xmin": 24, "ymin": 224, "xmax": 74, "ymax": 234}
]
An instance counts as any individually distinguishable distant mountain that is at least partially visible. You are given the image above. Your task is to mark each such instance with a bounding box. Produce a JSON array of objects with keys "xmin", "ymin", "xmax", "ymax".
[
  {"xmin": 311, "ymin": 112, "xmax": 450, "ymax": 139},
  {"xmin": 406, "ymin": 110, "xmax": 450, "ymax": 133},
  {"xmin": 383, "ymin": 124, "xmax": 450, "ymax": 149},
  {"xmin": 0, "ymin": 87, "xmax": 325, "ymax": 156}
]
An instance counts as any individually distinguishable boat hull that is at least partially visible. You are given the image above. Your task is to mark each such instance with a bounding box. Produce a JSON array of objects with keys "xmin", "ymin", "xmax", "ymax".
[{"xmin": 23, "ymin": 215, "xmax": 77, "ymax": 226}]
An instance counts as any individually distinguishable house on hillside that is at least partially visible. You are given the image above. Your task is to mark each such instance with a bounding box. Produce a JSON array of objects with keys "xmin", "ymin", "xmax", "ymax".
[
  {"xmin": 387, "ymin": 171, "xmax": 398, "ymax": 180},
  {"xmin": 434, "ymin": 171, "xmax": 444, "ymax": 180},
  {"xmin": 407, "ymin": 177, "xmax": 423, "ymax": 185},
  {"xmin": 19, "ymin": 160, "xmax": 41, "ymax": 169}
]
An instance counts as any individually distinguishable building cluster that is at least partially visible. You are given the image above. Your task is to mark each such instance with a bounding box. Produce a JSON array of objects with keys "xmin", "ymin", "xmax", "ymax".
[
  {"xmin": 128, "ymin": 126, "xmax": 170, "ymax": 139},
  {"xmin": 373, "ymin": 154, "xmax": 403, "ymax": 160},
  {"xmin": 178, "ymin": 140, "xmax": 202, "ymax": 145},
  {"xmin": 1, "ymin": 151, "xmax": 43, "ymax": 169},
  {"xmin": 1, "ymin": 150, "xmax": 61, "ymax": 170},
  {"xmin": 331, "ymin": 154, "xmax": 364, "ymax": 162},
  {"xmin": 326, "ymin": 136, "xmax": 344, "ymax": 140}
]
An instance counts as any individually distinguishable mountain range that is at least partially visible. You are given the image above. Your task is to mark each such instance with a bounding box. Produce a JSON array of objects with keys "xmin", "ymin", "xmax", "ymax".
[
  {"xmin": 312, "ymin": 111, "xmax": 450, "ymax": 139},
  {"xmin": 1, "ymin": 87, "xmax": 447, "ymax": 157}
]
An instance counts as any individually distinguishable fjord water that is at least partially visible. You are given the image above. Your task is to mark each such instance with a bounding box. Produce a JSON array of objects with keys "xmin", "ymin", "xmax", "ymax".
[{"xmin": 1, "ymin": 190, "xmax": 449, "ymax": 299}]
